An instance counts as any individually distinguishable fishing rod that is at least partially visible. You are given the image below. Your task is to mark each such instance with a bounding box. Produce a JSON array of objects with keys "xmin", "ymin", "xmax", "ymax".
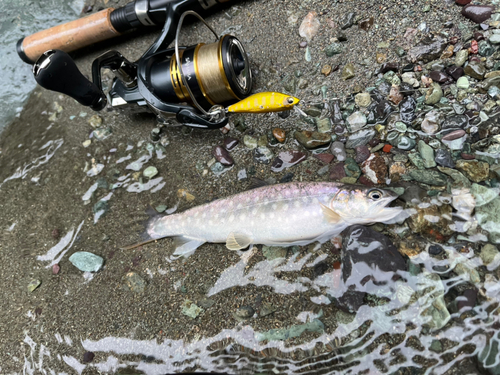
[{"xmin": 17, "ymin": 0, "xmax": 300, "ymax": 129}]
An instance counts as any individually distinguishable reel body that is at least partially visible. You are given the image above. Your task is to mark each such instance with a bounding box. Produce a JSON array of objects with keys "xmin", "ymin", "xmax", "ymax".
[{"xmin": 33, "ymin": 11, "xmax": 253, "ymax": 129}]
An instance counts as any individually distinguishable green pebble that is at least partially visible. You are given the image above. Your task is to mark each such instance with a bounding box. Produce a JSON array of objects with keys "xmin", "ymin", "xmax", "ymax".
[
  {"xmin": 156, "ymin": 204, "xmax": 167, "ymax": 213},
  {"xmin": 143, "ymin": 166, "xmax": 158, "ymax": 178},
  {"xmin": 397, "ymin": 136, "xmax": 416, "ymax": 150},
  {"xmin": 69, "ymin": 251, "xmax": 104, "ymax": 272},
  {"xmin": 341, "ymin": 63, "xmax": 355, "ymax": 80},
  {"xmin": 325, "ymin": 43, "xmax": 343, "ymax": 57},
  {"xmin": 455, "ymin": 50, "xmax": 469, "ymax": 67},
  {"xmin": 243, "ymin": 135, "xmax": 257, "ymax": 149},
  {"xmin": 28, "ymin": 279, "xmax": 41, "ymax": 293},
  {"xmin": 417, "ymin": 140, "xmax": 436, "ymax": 168},
  {"xmin": 394, "ymin": 122, "xmax": 407, "ymax": 133}
]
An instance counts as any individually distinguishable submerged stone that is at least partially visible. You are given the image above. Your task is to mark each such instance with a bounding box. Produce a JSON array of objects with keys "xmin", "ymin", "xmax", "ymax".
[
  {"xmin": 294, "ymin": 131, "xmax": 331, "ymax": 149},
  {"xmin": 182, "ymin": 300, "xmax": 203, "ymax": 319},
  {"xmin": 408, "ymin": 35, "xmax": 447, "ymax": 62},
  {"xmin": 408, "ymin": 170, "xmax": 447, "ymax": 185},
  {"xmin": 69, "ymin": 251, "xmax": 104, "ymax": 272},
  {"xmin": 456, "ymin": 160, "xmax": 490, "ymax": 182}
]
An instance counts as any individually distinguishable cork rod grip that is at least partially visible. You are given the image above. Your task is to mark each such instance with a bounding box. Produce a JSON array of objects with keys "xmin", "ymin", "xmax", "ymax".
[{"xmin": 18, "ymin": 9, "xmax": 120, "ymax": 64}]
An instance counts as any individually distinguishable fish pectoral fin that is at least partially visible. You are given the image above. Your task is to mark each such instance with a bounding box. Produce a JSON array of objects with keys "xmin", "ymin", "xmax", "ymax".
[
  {"xmin": 320, "ymin": 203, "xmax": 342, "ymax": 224},
  {"xmin": 172, "ymin": 236, "xmax": 205, "ymax": 258},
  {"xmin": 226, "ymin": 232, "xmax": 252, "ymax": 251}
]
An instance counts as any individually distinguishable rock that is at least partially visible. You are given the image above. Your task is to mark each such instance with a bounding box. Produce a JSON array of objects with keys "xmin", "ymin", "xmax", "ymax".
[
  {"xmin": 361, "ymin": 153, "xmax": 387, "ymax": 184},
  {"xmin": 408, "ymin": 203, "xmax": 454, "ymax": 241},
  {"xmin": 88, "ymin": 115, "xmax": 102, "ymax": 129},
  {"xmin": 388, "ymin": 85, "xmax": 404, "ymax": 105},
  {"xmin": 399, "ymin": 96, "xmax": 417, "ymax": 124},
  {"xmin": 83, "ymin": 351, "xmax": 95, "ymax": 363},
  {"xmin": 330, "ymin": 141, "xmax": 347, "ymax": 161},
  {"xmin": 28, "ymin": 279, "xmax": 41, "ymax": 293},
  {"xmin": 408, "ymin": 35, "xmax": 447, "ymax": 63},
  {"xmin": 442, "ymin": 114, "xmax": 468, "ymax": 130},
  {"xmin": 389, "ymin": 162, "xmax": 406, "ymax": 181},
  {"xmin": 124, "ymin": 272, "xmax": 146, "ymax": 293},
  {"xmin": 355, "ymin": 92, "xmax": 371, "ymax": 107},
  {"xmin": 243, "ymin": 135, "xmax": 257, "ymax": 149},
  {"xmin": 397, "ymin": 136, "xmax": 417, "ymax": 151},
  {"xmin": 341, "ymin": 63, "xmax": 355, "ymax": 80},
  {"xmin": 69, "ymin": 252, "xmax": 104, "ymax": 272},
  {"xmin": 299, "ymin": 12, "xmax": 320, "ymax": 42},
  {"xmin": 346, "ymin": 111, "xmax": 367, "ymax": 133},
  {"xmin": 272, "ymin": 128, "xmax": 286, "ymax": 143},
  {"xmin": 271, "ymin": 151, "xmax": 306, "ymax": 172},
  {"xmin": 234, "ymin": 306, "xmax": 255, "ymax": 321},
  {"xmin": 471, "ymin": 183, "xmax": 498, "ymax": 207},
  {"xmin": 408, "ymin": 170, "xmax": 448, "ymax": 185},
  {"xmin": 253, "ymin": 146, "xmax": 274, "ymax": 164},
  {"xmin": 182, "ymin": 300, "xmax": 203, "ymax": 319},
  {"xmin": 143, "ymin": 166, "xmax": 158, "ymax": 178},
  {"xmin": 343, "ymin": 157, "xmax": 361, "ymax": 180},
  {"xmin": 346, "ymin": 129, "xmax": 376, "ymax": 149},
  {"xmin": 435, "ymin": 148, "xmax": 455, "ymax": 168},
  {"xmin": 456, "ymin": 76, "xmax": 469, "ymax": 89},
  {"xmin": 456, "ymin": 0, "xmax": 472, "ymax": 4},
  {"xmin": 429, "ymin": 70, "xmax": 450, "ymax": 83},
  {"xmin": 213, "ymin": 145, "xmax": 234, "ymax": 166},
  {"xmin": 341, "ymin": 12, "xmax": 356, "ymax": 29},
  {"xmin": 421, "ymin": 110, "xmax": 441, "ymax": 134},
  {"xmin": 464, "ymin": 61, "xmax": 486, "ymax": 80},
  {"xmin": 329, "ymin": 162, "xmax": 347, "ymax": 180},
  {"xmin": 461, "ymin": 4, "xmax": 494, "ymax": 24},
  {"xmin": 325, "ymin": 43, "xmax": 343, "ymax": 57},
  {"xmin": 223, "ymin": 137, "xmax": 239, "ymax": 150},
  {"xmin": 354, "ymin": 145, "xmax": 370, "ymax": 163},
  {"xmin": 341, "ymin": 225, "xmax": 407, "ymax": 297},
  {"xmin": 425, "ymin": 83, "xmax": 443, "ymax": 105},
  {"xmin": 418, "ymin": 140, "xmax": 436, "ymax": 168},
  {"xmin": 294, "ymin": 130, "xmax": 331, "ymax": 149},
  {"xmin": 316, "ymin": 117, "xmax": 331, "ymax": 133},
  {"xmin": 446, "ymin": 66, "xmax": 465, "ymax": 80},
  {"xmin": 262, "ymin": 245, "xmax": 288, "ymax": 260},
  {"xmin": 313, "ymin": 153, "xmax": 334, "ymax": 164},
  {"xmin": 256, "ymin": 319, "xmax": 324, "ymax": 341},
  {"xmin": 480, "ymin": 243, "xmax": 500, "ymax": 266},
  {"xmin": 438, "ymin": 167, "xmax": 471, "ymax": 188},
  {"xmin": 456, "ymin": 160, "xmax": 489, "ymax": 182},
  {"xmin": 455, "ymin": 50, "xmax": 469, "ymax": 67}
]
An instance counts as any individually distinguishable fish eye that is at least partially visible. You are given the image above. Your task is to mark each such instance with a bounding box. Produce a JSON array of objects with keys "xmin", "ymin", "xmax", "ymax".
[
  {"xmin": 286, "ymin": 97, "xmax": 295, "ymax": 104},
  {"xmin": 368, "ymin": 189, "xmax": 383, "ymax": 200}
]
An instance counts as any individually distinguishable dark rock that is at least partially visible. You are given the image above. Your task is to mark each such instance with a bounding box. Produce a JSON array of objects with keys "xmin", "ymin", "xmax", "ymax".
[
  {"xmin": 354, "ymin": 145, "xmax": 370, "ymax": 163},
  {"xmin": 341, "ymin": 225, "xmax": 407, "ymax": 289},
  {"xmin": 253, "ymin": 146, "xmax": 273, "ymax": 164},
  {"xmin": 428, "ymin": 244, "xmax": 444, "ymax": 256},
  {"xmin": 435, "ymin": 148, "xmax": 456, "ymax": 168},
  {"xmin": 378, "ymin": 81, "xmax": 392, "ymax": 96},
  {"xmin": 400, "ymin": 82, "xmax": 416, "ymax": 96},
  {"xmin": 361, "ymin": 153, "xmax": 388, "ymax": 184},
  {"xmin": 402, "ymin": 63, "xmax": 415, "ymax": 72},
  {"xmin": 408, "ymin": 35, "xmax": 447, "ymax": 63},
  {"xmin": 313, "ymin": 153, "xmax": 335, "ymax": 164},
  {"xmin": 279, "ymin": 173, "xmax": 294, "ymax": 183},
  {"xmin": 446, "ymin": 66, "xmax": 464, "ymax": 80},
  {"xmin": 358, "ymin": 17, "xmax": 374, "ymax": 31},
  {"xmin": 83, "ymin": 351, "xmax": 95, "ymax": 363},
  {"xmin": 380, "ymin": 62, "xmax": 399, "ymax": 74},
  {"xmin": 52, "ymin": 228, "xmax": 60, "ymax": 239},
  {"xmin": 376, "ymin": 100, "xmax": 393, "ymax": 122},
  {"xmin": 429, "ymin": 70, "xmax": 451, "ymax": 83},
  {"xmin": 223, "ymin": 137, "xmax": 239, "ymax": 151},
  {"xmin": 461, "ymin": 4, "xmax": 494, "ymax": 24},
  {"xmin": 464, "ymin": 61, "xmax": 486, "ymax": 80},
  {"xmin": 455, "ymin": 0, "xmax": 471, "ymax": 5},
  {"xmin": 278, "ymin": 110, "xmax": 291, "ymax": 119},
  {"xmin": 329, "ymin": 162, "xmax": 347, "ymax": 180},
  {"xmin": 213, "ymin": 145, "xmax": 234, "ymax": 166},
  {"xmin": 313, "ymin": 262, "xmax": 329, "ymax": 278},
  {"xmin": 271, "ymin": 151, "xmax": 306, "ymax": 172},
  {"xmin": 341, "ymin": 12, "xmax": 356, "ymax": 29},
  {"xmin": 442, "ymin": 115, "xmax": 469, "ymax": 130},
  {"xmin": 399, "ymin": 96, "xmax": 417, "ymax": 125},
  {"xmin": 235, "ymin": 306, "xmax": 255, "ymax": 320},
  {"xmin": 442, "ymin": 129, "xmax": 466, "ymax": 141},
  {"xmin": 457, "ymin": 289, "xmax": 477, "ymax": 311}
]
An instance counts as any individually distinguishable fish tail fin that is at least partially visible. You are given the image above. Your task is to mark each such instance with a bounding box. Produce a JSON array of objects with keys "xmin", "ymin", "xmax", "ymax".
[{"xmin": 121, "ymin": 206, "xmax": 172, "ymax": 250}]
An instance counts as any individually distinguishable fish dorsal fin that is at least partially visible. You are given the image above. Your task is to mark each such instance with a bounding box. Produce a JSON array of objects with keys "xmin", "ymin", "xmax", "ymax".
[
  {"xmin": 320, "ymin": 203, "xmax": 342, "ymax": 224},
  {"xmin": 226, "ymin": 232, "xmax": 252, "ymax": 251}
]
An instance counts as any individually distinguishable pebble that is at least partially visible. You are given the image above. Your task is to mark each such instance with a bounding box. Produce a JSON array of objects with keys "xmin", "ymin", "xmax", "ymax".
[
  {"xmin": 271, "ymin": 151, "xmax": 306, "ymax": 172},
  {"xmin": 418, "ymin": 140, "xmax": 436, "ymax": 168},
  {"xmin": 346, "ymin": 112, "xmax": 367, "ymax": 132},
  {"xmin": 69, "ymin": 251, "xmax": 104, "ymax": 272},
  {"xmin": 294, "ymin": 130, "xmax": 331, "ymax": 149},
  {"xmin": 464, "ymin": 61, "xmax": 486, "ymax": 80},
  {"xmin": 330, "ymin": 141, "xmax": 347, "ymax": 161},
  {"xmin": 243, "ymin": 135, "xmax": 257, "ymax": 149},
  {"xmin": 456, "ymin": 160, "xmax": 490, "ymax": 182},
  {"xmin": 182, "ymin": 300, "xmax": 203, "ymax": 319},
  {"xmin": 355, "ymin": 92, "xmax": 371, "ymax": 107},
  {"xmin": 253, "ymin": 146, "xmax": 274, "ymax": 164},
  {"xmin": 425, "ymin": 83, "xmax": 443, "ymax": 105},
  {"xmin": 421, "ymin": 110, "xmax": 441, "ymax": 134},
  {"xmin": 361, "ymin": 153, "xmax": 388, "ymax": 184},
  {"xmin": 28, "ymin": 279, "xmax": 41, "ymax": 293},
  {"xmin": 455, "ymin": 50, "xmax": 469, "ymax": 67},
  {"xmin": 88, "ymin": 115, "xmax": 102, "ymax": 129},
  {"xmin": 234, "ymin": 306, "xmax": 255, "ymax": 321},
  {"xmin": 124, "ymin": 272, "xmax": 146, "ymax": 293},
  {"xmin": 299, "ymin": 12, "xmax": 320, "ymax": 42},
  {"xmin": 397, "ymin": 136, "xmax": 417, "ymax": 151},
  {"xmin": 143, "ymin": 166, "xmax": 158, "ymax": 178},
  {"xmin": 83, "ymin": 352, "xmax": 95, "ymax": 363},
  {"xmin": 346, "ymin": 129, "xmax": 376, "ymax": 149},
  {"xmin": 435, "ymin": 148, "xmax": 455, "ymax": 168},
  {"xmin": 461, "ymin": 4, "xmax": 494, "ymax": 24},
  {"xmin": 354, "ymin": 145, "xmax": 370, "ymax": 163},
  {"xmin": 325, "ymin": 43, "xmax": 343, "ymax": 57},
  {"xmin": 223, "ymin": 137, "xmax": 239, "ymax": 151},
  {"xmin": 399, "ymin": 96, "xmax": 417, "ymax": 124},
  {"xmin": 409, "ymin": 169, "xmax": 448, "ymax": 186},
  {"xmin": 213, "ymin": 145, "xmax": 234, "ymax": 166},
  {"xmin": 341, "ymin": 63, "xmax": 355, "ymax": 80}
]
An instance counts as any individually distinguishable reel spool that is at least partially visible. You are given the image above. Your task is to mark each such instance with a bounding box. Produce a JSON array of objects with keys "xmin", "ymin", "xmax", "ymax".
[{"xmin": 32, "ymin": 10, "xmax": 253, "ymax": 129}]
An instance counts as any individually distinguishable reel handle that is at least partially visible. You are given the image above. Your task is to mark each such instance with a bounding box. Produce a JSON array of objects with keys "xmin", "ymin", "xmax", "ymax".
[
  {"xmin": 17, "ymin": 9, "xmax": 120, "ymax": 64},
  {"xmin": 33, "ymin": 50, "xmax": 107, "ymax": 111}
]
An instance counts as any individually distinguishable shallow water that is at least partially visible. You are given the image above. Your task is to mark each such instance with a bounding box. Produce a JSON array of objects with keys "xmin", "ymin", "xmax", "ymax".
[
  {"xmin": 0, "ymin": 0, "xmax": 83, "ymax": 131},
  {"xmin": 2, "ymin": 0, "xmax": 500, "ymax": 374}
]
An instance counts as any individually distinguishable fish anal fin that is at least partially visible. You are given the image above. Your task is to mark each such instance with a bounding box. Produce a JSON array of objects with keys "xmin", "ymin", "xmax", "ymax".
[
  {"xmin": 172, "ymin": 236, "xmax": 205, "ymax": 258},
  {"xmin": 226, "ymin": 232, "xmax": 252, "ymax": 251},
  {"xmin": 320, "ymin": 203, "xmax": 341, "ymax": 224}
]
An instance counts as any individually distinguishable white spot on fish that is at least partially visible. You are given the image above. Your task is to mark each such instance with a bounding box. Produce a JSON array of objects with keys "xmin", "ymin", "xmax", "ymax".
[
  {"xmin": 252, "ymin": 208, "xmax": 258, "ymax": 215},
  {"xmin": 283, "ymin": 204, "xmax": 289, "ymax": 211},
  {"xmin": 254, "ymin": 196, "xmax": 259, "ymax": 203},
  {"xmin": 270, "ymin": 212, "xmax": 275, "ymax": 219},
  {"xmin": 240, "ymin": 214, "xmax": 246, "ymax": 221},
  {"xmin": 294, "ymin": 201, "xmax": 301, "ymax": 208},
  {"xmin": 272, "ymin": 203, "xmax": 277, "ymax": 210},
  {"xmin": 229, "ymin": 214, "xmax": 235, "ymax": 222},
  {"xmin": 312, "ymin": 197, "xmax": 319, "ymax": 204},
  {"xmin": 236, "ymin": 203, "xmax": 243, "ymax": 209}
]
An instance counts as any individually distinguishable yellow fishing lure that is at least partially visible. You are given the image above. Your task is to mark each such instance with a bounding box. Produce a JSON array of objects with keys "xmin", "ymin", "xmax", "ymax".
[{"xmin": 227, "ymin": 92, "xmax": 300, "ymax": 113}]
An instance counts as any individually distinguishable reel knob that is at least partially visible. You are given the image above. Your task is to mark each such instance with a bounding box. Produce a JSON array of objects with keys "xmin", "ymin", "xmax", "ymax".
[{"xmin": 33, "ymin": 50, "xmax": 106, "ymax": 111}]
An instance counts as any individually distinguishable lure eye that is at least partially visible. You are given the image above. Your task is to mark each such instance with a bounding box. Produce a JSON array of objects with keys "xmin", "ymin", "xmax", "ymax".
[
  {"xmin": 286, "ymin": 97, "xmax": 295, "ymax": 104},
  {"xmin": 368, "ymin": 190, "xmax": 383, "ymax": 201}
]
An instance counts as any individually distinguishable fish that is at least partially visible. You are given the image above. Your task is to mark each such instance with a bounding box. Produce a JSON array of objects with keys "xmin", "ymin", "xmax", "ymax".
[
  {"xmin": 129, "ymin": 182, "xmax": 403, "ymax": 258},
  {"xmin": 226, "ymin": 92, "xmax": 300, "ymax": 113}
]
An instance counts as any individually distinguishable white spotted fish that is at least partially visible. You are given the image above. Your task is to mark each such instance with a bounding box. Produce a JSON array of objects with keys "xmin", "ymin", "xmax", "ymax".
[{"xmin": 132, "ymin": 182, "xmax": 402, "ymax": 258}]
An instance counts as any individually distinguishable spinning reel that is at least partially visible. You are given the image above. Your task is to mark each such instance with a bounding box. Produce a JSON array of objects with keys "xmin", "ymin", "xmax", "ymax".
[{"xmin": 31, "ymin": 10, "xmax": 252, "ymax": 129}]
